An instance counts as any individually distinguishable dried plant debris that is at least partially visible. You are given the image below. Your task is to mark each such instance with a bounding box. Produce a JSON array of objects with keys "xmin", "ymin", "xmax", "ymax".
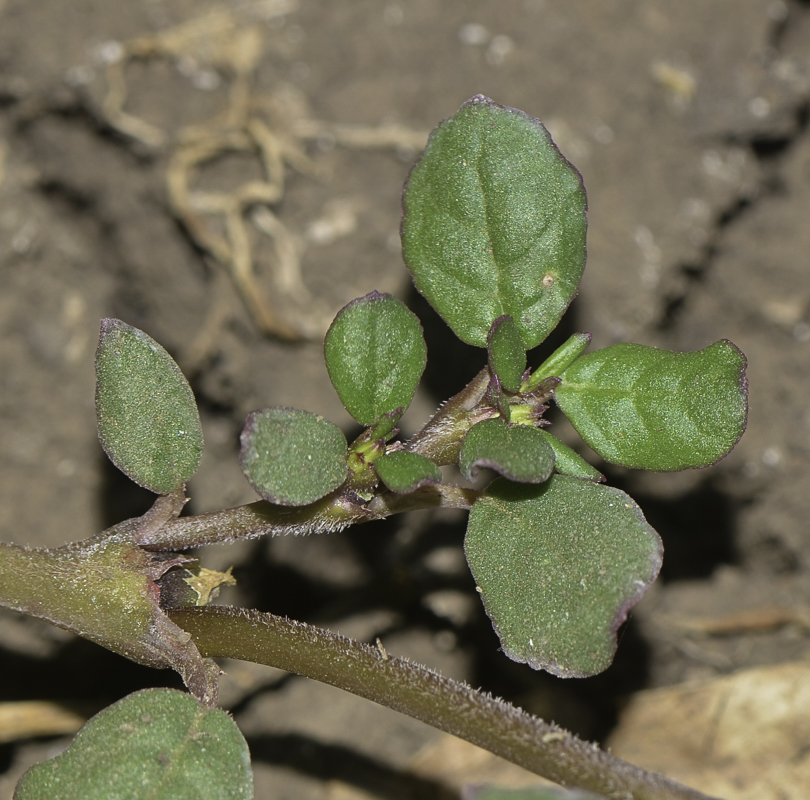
[
  {"xmin": 99, "ymin": 5, "xmax": 427, "ymax": 342},
  {"xmin": 609, "ymin": 662, "xmax": 810, "ymax": 800}
]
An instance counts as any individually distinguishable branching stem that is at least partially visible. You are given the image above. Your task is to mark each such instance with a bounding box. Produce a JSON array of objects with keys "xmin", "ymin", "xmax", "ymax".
[{"xmin": 172, "ymin": 605, "xmax": 719, "ymax": 800}]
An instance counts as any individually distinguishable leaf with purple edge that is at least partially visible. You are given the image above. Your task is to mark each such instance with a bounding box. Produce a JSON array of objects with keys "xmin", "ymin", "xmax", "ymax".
[
  {"xmin": 375, "ymin": 450, "xmax": 441, "ymax": 494},
  {"xmin": 488, "ymin": 315, "xmax": 527, "ymax": 393},
  {"xmin": 240, "ymin": 407, "xmax": 348, "ymax": 507},
  {"xmin": 555, "ymin": 340, "xmax": 748, "ymax": 470},
  {"xmin": 325, "ymin": 292, "xmax": 427, "ymax": 430},
  {"xmin": 95, "ymin": 319, "xmax": 203, "ymax": 495},
  {"xmin": 401, "ymin": 95, "xmax": 587, "ymax": 349},
  {"xmin": 459, "ymin": 418, "xmax": 555, "ymax": 484},
  {"xmin": 465, "ymin": 476, "xmax": 662, "ymax": 678},
  {"xmin": 14, "ymin": 689, "xmax": 252, "ymax": 800}
]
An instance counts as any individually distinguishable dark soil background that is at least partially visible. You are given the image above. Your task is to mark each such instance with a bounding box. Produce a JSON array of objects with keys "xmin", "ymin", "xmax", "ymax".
[{"xmin": 1, "ymin": 1, "xmax": 810, "ymax": 797}]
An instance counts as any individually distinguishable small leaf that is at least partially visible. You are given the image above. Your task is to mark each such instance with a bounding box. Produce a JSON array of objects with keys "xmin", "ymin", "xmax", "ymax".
[
  {"xmin": 14, "ymin": 688, "xmax": 252, "ymax": 800},
  {"xmin": 368, "ymin": 408, "xmax": 405, "ymax": 440},
  {"xmin": 555, "ymin": 340, "xmax": 748, "ymax": 470},
  {"xmin": 465, "ymin": 476, "xmax": 662, "ymax": 677},
  {"xmin": 536, "ymin": 430, "xmax": 603, "ymax": 481},
  {"xmin": 488, "ymin": 315, "xmax": 527, "ymax": 393},
  {"xmin": 325, "ymin": 292, "xmax": 427, "ymax": 427},
  {"xmin": 402, "ymin": 95, "xmax": 587, "ymax": 349},
  {"xmin": 459, "ymin": 419, "xmax": 555, "ymax": 483},
  {"xmin": 240, "ymin": 407, "xmax": 348, "ymax": 506},
  {"xmin": 95, "ymin": 319, "xmax": 203, "ymax": 494},
  {"xmin": 375, "ymin": 450, "xmax": 441, "ymax": 493},
  {"xmin": 524, "ymin": 332, "xmax": 591, "ymax": 392}
]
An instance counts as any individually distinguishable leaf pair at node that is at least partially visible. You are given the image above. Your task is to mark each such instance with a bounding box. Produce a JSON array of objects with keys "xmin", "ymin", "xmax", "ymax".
[
  {"xmin": 239, "ymin": 291, "xmax": 431, "ymax": 506},
  {"xmin": 93, "ymin": 293, "xmax": 435, "ymax": 509}
]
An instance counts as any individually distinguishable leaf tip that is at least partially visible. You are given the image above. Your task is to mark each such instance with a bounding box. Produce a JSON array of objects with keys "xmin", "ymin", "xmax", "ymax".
[
  {"xmin": 464, "ymin": 93, "xmax": 496, "ymax": 107},
  {"xmin": 98, "ymin": 316, "xmax": 120, "ymax": 335}
]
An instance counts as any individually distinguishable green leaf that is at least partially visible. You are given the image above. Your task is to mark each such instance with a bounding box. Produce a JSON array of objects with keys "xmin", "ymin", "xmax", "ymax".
[
  {"xmin": 375, "ymin": 450, "xmax": 441, "ymax": 493},
  {"xmin": 536, "ymin": 429, "xmax": 603, "ymax": 481},
  {"xmin": 95, "ymin": 319, "xmax": 203, "ymax": 494},
  {"xmin": 325, "ymin": 292, "xmax": 427, "ymax": 428},
  {"xmin": 401, "ymin": 95, "xmax": 587, "ymax": 349},
  {"xmin": 488, "ymin": 315, "xmax": 527, "ymax": 393},
  {"xmin": 555, "ymin": 340, "xmax": 748, "ymax": 470},
  {"xmin": 468, "ymin": 787, "xmax": 606, "ymax": 800},
  {"xmin": 459, "ymin": 419, "xmax": 555, "ymax": 483},
  {"xmin": 14, "ymin": 688, "xmax": 252, "ymax": 800},
  {"xmin": 524, "ymin": 332, "xmax": 591, "ymax": 392},
  {"xmin": 465, "ymin": 476, "xmax": 662, "ymax": 677},
  {"xmin": 240, "ymin": 407, "xmax": 348, "ymax": 506}
]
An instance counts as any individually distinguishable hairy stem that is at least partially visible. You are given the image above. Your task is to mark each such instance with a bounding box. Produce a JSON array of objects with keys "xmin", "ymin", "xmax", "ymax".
[
  {"xmin": 143, "ymin": 483, "xmax": 479, "ymax": 551},
  {"xmin": 405, "ymin": 367, "xmax": 495, "ymax": 465},
  {"xmin": 139, "ymin": 498, "xmax": 359, "ymax": 550},
  {"xmin": 172, "ymin": 605, "xmax": 718, "ymax": 800}
]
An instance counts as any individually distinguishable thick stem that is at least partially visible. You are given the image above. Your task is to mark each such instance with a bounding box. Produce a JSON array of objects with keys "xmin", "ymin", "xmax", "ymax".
[
  {"xmin": 0, "ymin": 541, "xmax": 219, "ymax": 704},
  {"xmin": 171, "ymin": 606, "xmax": 718, "ymax": 800}
]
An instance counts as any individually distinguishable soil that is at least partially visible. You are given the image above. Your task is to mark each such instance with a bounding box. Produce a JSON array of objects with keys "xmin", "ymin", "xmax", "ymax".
[{"xmin": 1, "ymin": 1, "xmax": 810, "ymax": 798}]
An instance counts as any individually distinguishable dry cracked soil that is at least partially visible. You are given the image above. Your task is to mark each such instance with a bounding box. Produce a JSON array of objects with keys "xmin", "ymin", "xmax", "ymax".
[{"xmin": 1, "ymin": 1, "xmax": 810, "ymax": 798}]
